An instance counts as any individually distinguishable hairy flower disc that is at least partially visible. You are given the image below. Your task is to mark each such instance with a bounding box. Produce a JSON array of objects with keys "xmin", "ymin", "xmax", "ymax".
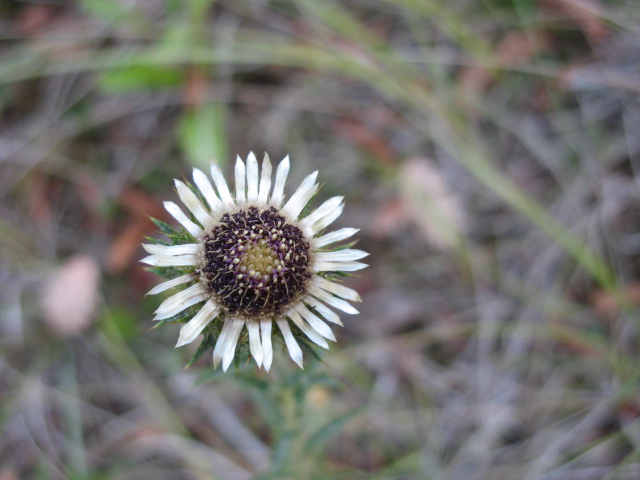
[
  {"xmin": 199, "ymin": 206, "xmax": 311, "ymax": 318},
  {"xmin": 141, "ymin": 152, "xmax": 368, "ymax": 372}
]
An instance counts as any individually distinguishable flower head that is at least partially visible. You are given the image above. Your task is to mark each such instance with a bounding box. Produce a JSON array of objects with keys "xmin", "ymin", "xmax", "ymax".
[{"xmin": 142, "ymin": 153, "xmax": 367, "ymax": 371}]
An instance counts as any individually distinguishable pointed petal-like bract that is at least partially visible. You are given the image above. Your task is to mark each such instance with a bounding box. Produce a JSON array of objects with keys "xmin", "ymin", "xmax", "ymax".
[
  {"xmin": 288, "ymin": 308, "xmax": 329, "ymax": 349},
  {"xmin": 142, "ymin": 243, "xmax": 199, "ymax": 256},
  {"xmin": 270, "ymin": 155, "xmax": 290, "ymax": 207},
  {"xmin": 210, "ymin": 163, "xmax": 235, "ymax": 207},
  {"xmin": 164, "ymin": 201, "xmax": 203, "ymax": 239},
  {"xmin": 282, "ymin": 172, "xmax": 318, "ymax": 220},
  {"xmin": 176, "ymin": 300, "xmax": 219, "ymax": 347},
  {"xmin": 175, "ymin": 180, "xmax": 212, "ymax": 229},
  {"xmin": 260, "ymin": 319, "xmax": 273, "ymax": 371},
  {"xmin": 246, "ymin": 321, "xmax": 263, "ymax": 367},
  {"xmin": 258, "ymin": 153, "xmax": 272, "ymax": 205},
  {"xmin": 277, "ymin": 318, "xmax": 303, "ymax": 368},
  {"xmin": 235, "ymin": 156, "xmax": 246, "ymax": 203},
  {"xmin": 295, "ymin": 303, "xmax": 335, "ymax": 341},
  {"xmin": 222, "ymin": 320, "xmax": 245, "ymax": 371},
  {"xmin": 301, "ymin": 196, "xmax": 343, "ymax": 233},
  {"xmin": 154, "ymin": 283, "xmax": 207, "ymax": 320},
  {"xmin": 314, "ymin": 276, "xmax": 361, "ymax": 302},
  {"xmin": 140, "ymin": 254, "xmax": 198, "ymax": 267},
  {"xmin": 146, "ymin": 273, "xmax": 194, "ymax": 296},
  {"xmin": 213, "ymin": 320, "xmax": 232, "ymax": 368},
  {"xmin": 307, "ymin": 297, "xmax": 343, "ymax": 325},
  {"xmin": 312, "ymin": 228, "xmax": 359, "ymax": 248},
  {"xmin": 310, "ymin": 285, "xmax": 360, "ymax": 315},
  {"xmin": 246, "ymin": 151, "xmax": 259, "ymax": 203},
  {"xmin": 311, "ymin": 202, "xmax": 344, "ymax": 233},
  {"xmin": 315, "ymin": 249, "xmax": 369, "ymax": 263},
  {"xmin": 193, "ymin": 168, "xmax": 222, "ymax": 212},
  {"xmin": 313, "ymin": 260, "xmax": 367, "ymax": 272},
  {"xmin": 213, "ymin": 319, "xmax": 244, "ymax": 371}
]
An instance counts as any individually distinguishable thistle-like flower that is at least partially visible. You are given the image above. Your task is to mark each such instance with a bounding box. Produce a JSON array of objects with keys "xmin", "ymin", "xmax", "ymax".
[{"xmin": 141, "ymin": 153, "xmax": 367, "ymax": 371}]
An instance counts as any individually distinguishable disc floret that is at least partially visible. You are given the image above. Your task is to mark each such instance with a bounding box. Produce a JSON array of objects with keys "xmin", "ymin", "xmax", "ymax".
[{"xmin": 198, "ymin": 206, "xmax": 311, "ymax": 319}]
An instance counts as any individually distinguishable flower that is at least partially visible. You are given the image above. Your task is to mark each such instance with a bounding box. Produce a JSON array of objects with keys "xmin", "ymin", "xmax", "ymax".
[{"xmin": 141, "ymin": 153, "xmax": 367, "ymax": 371}]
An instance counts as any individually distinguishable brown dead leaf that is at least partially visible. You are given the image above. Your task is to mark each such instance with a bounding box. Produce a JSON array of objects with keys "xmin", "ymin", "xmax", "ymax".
[
  {"xmin": 0, "ymin": 468, "xmax": 18, "ymax": 480},
  {"xmin": 591, "ymin": 283, "xmax": 640, "ymax": 318},
  {"xmin": 74, "ymin": 170, "xmax": 105, "ymax": 214},
  {"xmin": 41, "ymin": 254, "xmax": 100, "ymax": 337},
  {"xmin": 106, "ymin": 187, "xmax": 167, "ymax": 274},
  {"xmin": 618, "ymin": 400, "xmax": 640, "ymax": 423},
  {"xmin": 16, "ymin": 4, "xmax": 56, "ymax": 37},
  {"xmin": 23, "ymin": 7, "xmax": 97, "ymax": 60},
  {"xmin": 119, "ymin": 187, "xmax": 166, "ymax": 216},
  {"xmin": 558, "ymin": 65, "xmax": 640, "ymax": 92},
  {"xmin": 540, "ymin": 0, "xmax": 610, "ymax": 45},
  {"xmin": 399, "ymin": 158, "xmax": 465, "ymax": 251},
  {"xmin": 459, "ymin": 31, "xmax": 550, "ymax": 99},
  {"xmin": 332, "ymin": 119, "xmax": 396, "ymax": 166},
  {"xmin": 107, "ymin": 217, "xmax": 156, "ymax": 274},
  {"xmin": 184, "ymin": 66, "xmax": 210, "ymax": 110},
  {"xmin": 496, "ymin": 30, "xmax": 549, "ymax": 66},
  {"xmin": 371, "ymin": 196, "xmax": 410, "ymax": 237},
  {"xmin": 25, "ymin": 170, "xmax": 55, "ymax": 226}
]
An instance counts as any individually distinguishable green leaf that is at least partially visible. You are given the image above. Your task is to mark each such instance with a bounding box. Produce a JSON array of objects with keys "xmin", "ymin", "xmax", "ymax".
[
  {"xmin": 151, "ymin": 218, "xmax": 176, "ymax": 236},
  {"xmin": 98, "ymin": 65, "xmax": 184, "ymax": 93},
  {"xmin": 300, "ymin": 188, "xmax": 321, "ymax": 219},
  {"xmin": 304, "ymin": 408, "xmax": 362, "ymax": 453},
  {"xmin": 187, "ymin": 330, "xmax": 217, "ymax": 367},
  {"xmin": 147, "ymin": 222, "xmax": 195, "ymax": 246},
  {"xmin": 297, "ymin": 336, "xmax": 323, "ymax": 363},
  {"xmin": 178, "ymin": 103, "xmax": 227, "ymax": 171},
  {"xmin": 145, "ymin": 265, "xmax": 194, "ymax": 280},
  {"xmin": 78, "ymin": 0, "xmax": 127, "ymax": 20},
  {"xmin": 105, "ymin": 306, "xmax": 139, "ymax": 341},
  {"xmin": 170, "ymin": 231, "xmax": 196, "ymax": 245},
  {"xmin": 144, "ymin": 236, "xmax": 170, "ymax": 246}
]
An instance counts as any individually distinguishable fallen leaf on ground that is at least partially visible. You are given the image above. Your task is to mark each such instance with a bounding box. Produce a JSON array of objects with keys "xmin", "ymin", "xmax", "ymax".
[
  {"xmin": 106, "ymin": 187, "xmax": 166, "ymax": 274},
  {"xmin": 591, "ymin": 283, "xmax": 640, "ymax": 318},
  {"xmin": 540, "ymin": 0, "xmax": 609, "ymax": 45},
  {"xmin": 332, "ymin": 118, "xmax": 396, "ymax": 166},
  {"xmin": 459, "ymin": 30, "xmax": 549, "ymax": 99},
  {"xmin": 41, "ymin": 254, "xmax": 100, "ymax": 337},
  {"xmin": 16, "ymin": 4, "xmax": 55, "ymax": 37},
  {"xmin": 372, "ymin": 196, "xmax": 410, "ymax": 237},
  {"xmin": 399, "ymin": 158, "xmax": 465, "ymax": 251}
]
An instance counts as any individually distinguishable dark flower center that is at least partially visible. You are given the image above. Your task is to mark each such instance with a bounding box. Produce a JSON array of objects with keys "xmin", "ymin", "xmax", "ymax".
[{"xmin": 199, "ymin": 206, "xmax": 311, "ymax": 318}]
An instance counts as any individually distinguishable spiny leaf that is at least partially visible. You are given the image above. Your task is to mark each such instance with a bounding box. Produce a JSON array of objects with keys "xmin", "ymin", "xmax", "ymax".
[
  {"xmin": 319, "ymin": 270, "xmax": 351, "ymax": 278},
  {"xmin": 144, "ymin": 236, "xmax": 171, "ymax": 246},
  {"xmin": 167, "ymin": 229, "xmax": 196, "ymax": 245},
  {"xmin": 145, "ymin": 265, "xmax": 195, "ymax": 280},
  {"xmin": 304, "ymin": 408, "xmax": 363, "ymax": 453},
  {"xmin": 151, "ymin": 217, "xmax": 175, "ymax": 236},
  {"xmin": 187, "ymin": 330, "xmax": 217, "ymax": 367},
  {"xmin": 298, "ymin": 336, "xmax": 323, "ymax": 363}
]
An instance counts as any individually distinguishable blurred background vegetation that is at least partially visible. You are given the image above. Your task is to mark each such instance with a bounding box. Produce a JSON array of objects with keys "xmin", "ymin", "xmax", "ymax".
[{"xmin": 2, "ymin": 0, "xmax": 640, "ymax": 478}]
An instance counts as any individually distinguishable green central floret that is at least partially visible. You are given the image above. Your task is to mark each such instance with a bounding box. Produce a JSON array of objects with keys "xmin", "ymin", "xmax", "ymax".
[
  {"xmin": 199, "ymin": 206, "xmax": 311, "ymax": 318},
  {"xmin": 241, "ymin": 242, "xmax": 279, "ymax": 277}
]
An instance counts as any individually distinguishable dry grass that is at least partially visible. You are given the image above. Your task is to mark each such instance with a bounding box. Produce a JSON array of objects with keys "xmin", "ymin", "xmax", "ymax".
[{"xmin": 1, "ymin": 0, "xmax": 640, "ymax": 479}]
